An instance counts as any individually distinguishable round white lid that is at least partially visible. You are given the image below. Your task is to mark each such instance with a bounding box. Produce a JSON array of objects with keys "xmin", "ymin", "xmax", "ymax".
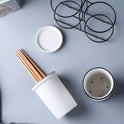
[{"xmin": 35, "ymin": 26, "xmax": 63, "ymax": 53}]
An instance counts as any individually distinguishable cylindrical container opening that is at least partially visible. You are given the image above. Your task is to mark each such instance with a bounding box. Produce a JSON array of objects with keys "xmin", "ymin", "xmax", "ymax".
[{"xmin": 83, "ymin": 68, "xmax": 114, "ymax": 101}]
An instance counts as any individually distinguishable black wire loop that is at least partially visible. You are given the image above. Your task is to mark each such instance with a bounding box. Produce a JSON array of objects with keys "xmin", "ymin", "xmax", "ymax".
[{"xmin": 50, "ymin": 0, "xmax": 116, "ymax": 43}]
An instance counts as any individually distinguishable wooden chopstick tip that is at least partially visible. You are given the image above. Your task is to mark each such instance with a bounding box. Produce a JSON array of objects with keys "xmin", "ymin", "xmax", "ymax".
[
  {"xmin": 14, "ymin": 48, "xmax": 46, "ymax": 82},
  {"xmin": 15, "ymin": 48, "xmax": 24, "ymax": 54}
]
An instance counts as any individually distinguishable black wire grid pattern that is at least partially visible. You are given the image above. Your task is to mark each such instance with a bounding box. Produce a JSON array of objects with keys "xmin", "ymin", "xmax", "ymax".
[{"xmin": 50, "ymin": 0, "xmax": 116, "ymax": 43}]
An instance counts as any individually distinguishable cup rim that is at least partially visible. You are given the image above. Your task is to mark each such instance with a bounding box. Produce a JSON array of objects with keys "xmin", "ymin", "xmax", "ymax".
[
  {"xmin": 32, "ymin": 71, "xmax": 57, "ymax": 91},
  {"xmin": 82, "ymin": 67, "xmax": 114, "ymax": 101}
]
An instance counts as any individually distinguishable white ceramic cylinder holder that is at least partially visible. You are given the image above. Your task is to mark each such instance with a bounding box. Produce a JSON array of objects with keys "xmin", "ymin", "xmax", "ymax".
[
  {"xmin": 83, "ymin": 67, "xmax": 114, "ymax": 101},
  {"xmin": 32, "ymin": 71, "xmax": 77, "ymax": 119}
]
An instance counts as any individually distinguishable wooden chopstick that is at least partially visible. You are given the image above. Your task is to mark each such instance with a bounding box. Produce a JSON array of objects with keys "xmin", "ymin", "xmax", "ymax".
[
  {"xmin": 16, "ymin": 50, "xmax": 40, "ymax": 82},
  {"xmin": 20, "ymin": 49, "xmax": 46, "ymax": 78},
  {"xmin": 18, "ymin": 50, "xmax": 43, "ymax": 81},
  {"xmin": 15, "ymin": 49, "xmax": 45, "ymax": 83},
  {"xmin": 15, "ymin": 53, "xmax": 39, "ymax": 82}
]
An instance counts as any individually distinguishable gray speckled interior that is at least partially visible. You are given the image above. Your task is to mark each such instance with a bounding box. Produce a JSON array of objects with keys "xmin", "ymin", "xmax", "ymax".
[{"xmin": 85, "ymin": 70, "xmax": 111, "ymax": 98}]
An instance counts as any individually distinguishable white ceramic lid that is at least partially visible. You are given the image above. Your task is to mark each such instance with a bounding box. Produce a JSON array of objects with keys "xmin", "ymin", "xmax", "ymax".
[{"xmin": 35, "ymin": 26, "xmax": 63, "ymax": 53}]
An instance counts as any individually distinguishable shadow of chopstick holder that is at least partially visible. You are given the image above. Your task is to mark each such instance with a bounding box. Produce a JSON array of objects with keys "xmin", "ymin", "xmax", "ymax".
[{"xmin": 59, "ymin": 75, "xmax": 89, "ymax": 118}]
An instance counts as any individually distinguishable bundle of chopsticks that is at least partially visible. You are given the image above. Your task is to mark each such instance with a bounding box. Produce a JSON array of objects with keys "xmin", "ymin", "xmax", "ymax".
[{"xmin": 15, "ymin": 49, "xmax": 46, "ymax": 83}]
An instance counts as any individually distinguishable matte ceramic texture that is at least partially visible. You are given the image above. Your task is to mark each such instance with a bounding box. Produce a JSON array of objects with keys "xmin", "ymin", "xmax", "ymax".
[
  {"xmin": 35, "ymin": 26, "xmax": 63, "ymax": 53},
  {"xmin": 83, "ymin": 68, "xmax": 114, "ymax": 101},
  {"xmin": 32, "ymin": 71, "xmax": 77, "ymax": 119}
]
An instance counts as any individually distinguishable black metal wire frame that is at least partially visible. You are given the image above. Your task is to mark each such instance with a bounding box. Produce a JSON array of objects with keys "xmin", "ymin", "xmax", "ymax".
[{"xmin": 50, "ymin": 0, "xmax": 116, "ymax": 43}]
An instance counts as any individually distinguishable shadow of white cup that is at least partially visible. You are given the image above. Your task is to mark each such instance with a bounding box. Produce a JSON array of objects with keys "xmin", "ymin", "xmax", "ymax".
[
  {"xmin": 83, "ymin": 67, "xmax": 114, "ymax": 101},
  {"xmin": 32, "ymin": 71, "xmax": 77, "ymax": 119}
]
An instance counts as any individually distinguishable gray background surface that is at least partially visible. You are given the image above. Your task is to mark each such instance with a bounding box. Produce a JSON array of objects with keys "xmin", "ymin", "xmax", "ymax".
[{"xmin": 0, "ymin": 0, "xmax": 124, "ymax": 123}]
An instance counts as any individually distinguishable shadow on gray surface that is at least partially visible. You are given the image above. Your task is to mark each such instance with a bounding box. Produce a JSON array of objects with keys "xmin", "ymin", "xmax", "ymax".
[
  {"xmin": 19, "ymin": 0, "xmax": 25, "ymax": 6},
  {"xmin": 59, "ymin": 75, "xmax": 89, "ymax": 119},
  {"xmin": 111, "ymin": 79, "xmax": 124, "ymax": 101}
]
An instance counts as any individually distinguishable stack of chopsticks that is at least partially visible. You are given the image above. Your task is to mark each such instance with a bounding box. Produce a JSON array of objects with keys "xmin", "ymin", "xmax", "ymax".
[{"xmin": 15, "ymin": 49, "xmax": 46, "ymax": 83}]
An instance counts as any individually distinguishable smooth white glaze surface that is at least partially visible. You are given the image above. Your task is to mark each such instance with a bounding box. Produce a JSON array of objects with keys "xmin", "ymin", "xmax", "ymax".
[{"xmin": 36, "ymin": 26, "xmax": 63, "ymax": 53}]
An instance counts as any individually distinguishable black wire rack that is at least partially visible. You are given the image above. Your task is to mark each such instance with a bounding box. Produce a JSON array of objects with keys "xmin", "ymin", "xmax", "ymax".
[{"xmin": 50, "ymin": 0, "xmax": 116, "ymax": 43}]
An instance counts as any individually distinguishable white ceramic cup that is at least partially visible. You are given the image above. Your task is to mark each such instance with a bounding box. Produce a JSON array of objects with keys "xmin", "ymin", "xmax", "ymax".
[
  {"xmin": 32, "ymin": 71, "xmax": 77, "ymax": 119},
  {"xmin": 83, "ymin": 68, "xmax": 114, "ymax": 101}
]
